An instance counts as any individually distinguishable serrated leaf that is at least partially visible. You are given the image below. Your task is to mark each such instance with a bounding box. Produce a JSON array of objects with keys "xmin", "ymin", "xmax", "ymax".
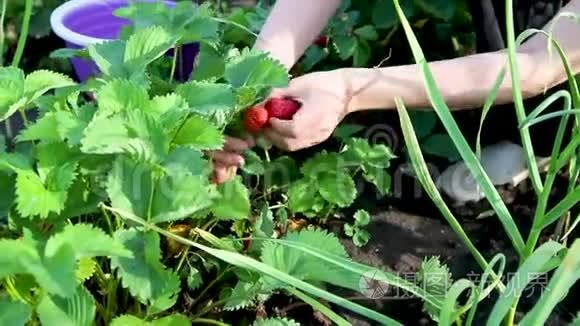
[
  {"xmin": 23, "ymin": 70, "xmax": 75, "ymax": 101},
  {"xmin": 317, "ymin": 171, "xmax": 357, "ymax": 207},
  {"xmin": 126, "ymin": 110, "xmax": 168, "ymax": 161},
  {"xmin": 146, "ymin": 93, "xmax": 189, "ymax": 128},
  {"xmin": 187, "ymin": 267, "xmax": 202, "ymax": 290},
  {"xmin": 241, "ymin": 150, "xmax": 264, "ymax": 175},
  {"xmin": 75, "ymin": 258, "xmax": 97, "ymax": 283},
  {"xmin": 344, "ymin": 224, "xmax": 355, "ymax": 237},
  {"xmin": 287, "ymin": 179, "xmax": 325, "ymax": 216},
  {"xmin": 36, "ymin": 142, "xmax": 76, "ymax": 182},
  {"xmin": 37, "ymin": 285, "xmax": 95, "ymax": 326},
  {"xmin": 333, "ymin": 123, "xmax": 364, "ymax": 141},
  {"xmin": 0, "ymin": 173, "xmax": 15, "ymax": 217},
  {"xmin": 0, "ymin": 134, "xmax": 5, "ymax": 152},
  {"xmin": 81, "ymin": 114, "xmax": 131, "ymax": 154},
  {"xmin": 417, "ymin": 256, "xmax": 452, "ymax": 319},
  {"xmin": 225, "ymin": 49, "xmax": 289, "ymax": 88},
  {"xmin": 98, "ymin": 79, "xmax": 150, "ymax": 114},
  {"xmin": 106, "ymin": 156, "xmax": 154, "ymax": 219},
  {"xmin": 15, "ymin": 171, "xmax": 69, "ymax": 218},
  {"xmin": 87, "ymin": 40, "xmax": 126, "ymax": 77},
  {"xmin": 222, "ymin": 281, "xmax": 260, "ymax": 311},
  {"xmin": 190, "ymin": 44, "xmax": 225, "ymax": 81},
  {"xmin": 16, "ymin": 113, "xmax": 60, "ymax": 143},
  {"xmin": 211, "ymin": 176, "xmax": 250, "ymax": 220},
  {"xmin": 252, "ymin": 318, "xmax": 300, "ymax": 326},
  {"xmin": 173, "ymin": 116, "xmax": 224, "ymax": 151},
  {"xmin": 264, "ymin": 156, "xmax": 299, "ymax": 188},
  {"xmin": 45, "ymin": 224, "xmax": 132, "ymax": 259},
  {"xmin": 300, "ymin": 152, "xmax": 344, "ymax": 177},
  {"xmin": 55, "ymin": 106, "xmax": 97, "ymax": 146},
  {"xmin": 354, "ymin": 209, "xmax": 370, "ymax": 226},
  {"xmin": 344, "ymin": 138, "xmax": 395, "ymax": 168},
  {"xmin": 363, "ymin": 166, "xmax": 391, "ymax": 196},
  {"xmin": 0, "ymin": 67, "xmax": 25, "ymax": 116},
  {"xmin": 151, "ymin": 174, "xmax": 215, "ymax": 223},
  {"xmin": 163, "ymin": 147, "xmax": 209, "ymax": 177},
  {"xmin": 110, "ymin": 314, "xmax": 191, "ymax": 326},
  {"xmin": 354, "ymin": 25, "xmax": 378, "ymax": 41},
  {"xmin": 175, "ymin": 82, "xmax": 235, "ymax": 128},
  {"xmin": 301, "ymin": 46, "xmax": 329, "ymax": 71},
  {"xmin": 111, "ymin": 229, "xmax": 180, "ymax": 306},
  {"xmin": 0, "ymin": 297, "xmax": 31, "ymax": 326},
  {"xmin": 124, "ymin": 26, "xmax": 176, "ymax": 65},
  {"xmin": 261, "ymin": 228, "xmax": 358, "ymax": 290},
  {"xmin": 422, "ymin": 133, "xmax": 461, "ymax": 161},
  {"xmin": 353, "ymin": 229, "xmax": 370, "ymax": 247}
]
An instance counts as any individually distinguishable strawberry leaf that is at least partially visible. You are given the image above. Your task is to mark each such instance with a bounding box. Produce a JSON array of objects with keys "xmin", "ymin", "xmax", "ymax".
[
  {"xmin": 111, "ymin": 229, "xmax": 180, "ymax": 306},
  {"xmin": 210, "ymin": 176, "xmax": 250, "ymax": 220},
  {"xmin": 110, "ymin": 314, "xmax": 191, "ymax": 326},
  {"xmin": 317, "ymin": 171, "xmax": 357, "ymax": 208},
  {"xmin": 353, "ymin": 229, "xmax": 371, "ymax": 247},
  {"xmin": 15, "ymin": 170, "xmax": 70, "ymax": 218},
  {"xmin": 98, "ymin": 79, "xmax": 150, "ymax": 114},
  {"xmin": 124, "ymin": 26, "xmax": 176, "ymax": 64},
  {"xmin": 55, "ymin": 106, "xmax": 96, "ymax": 146},
  {"xmin": 225, "ymin": 49, "xmax": 289, "ymax": 89},
  {"xmin": 44, "ymin": 224, "xmax": 132, "ymax": 259},
  {"xmin": 0, "ymin": 297, "xmax": 31, "ymax": 326},
  {"xmin": 252, "ymin": 318, "xmax": 300, "ymax": 326},
  {"xmin": 363, "ymin": 166, "xmax": 391, "ymax": 196},
  {"xmin": 173, "ymin": 116, "xmax": 224, "ymax": 151},
  {"xmin": 354, "ymin": 209, "xmax": 371, "ymax": 226},
  {"xmin": 0, "ymin": 67, "xmax": 25, "ymax": 121},
  {"xmin": 175, "ymin": 81, "xmax": 235, "ymax": 128},
  {"xmin": 354, "ymin": 25, "xmax": 378, "ymax": 41},
  {"xmin": 16, "ymin": 113, "xmax": 60, "ymax": 143},
  {"xmin": 163, "ymin": 147, "xmax": 209, "ymax": 177},
  {"xmin": 287, "ymin": 179, "xmax": 325, "ymax": 216},
  {"xmin": 81, "ymin": 115, "xmax": 131, "ymax": 154},
  {"xmin": 37, "ymin": 285, "xmax": 96, "ymax": 326},
  {"xmin": 23, "ymin": 70, "xmax": 75, "ymax": 102}
]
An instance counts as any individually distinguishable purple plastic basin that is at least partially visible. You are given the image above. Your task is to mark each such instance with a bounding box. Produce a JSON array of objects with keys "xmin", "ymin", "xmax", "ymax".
[{"xmin": 50, "ymin": 0, "xmax": 199, "ymax": 82}]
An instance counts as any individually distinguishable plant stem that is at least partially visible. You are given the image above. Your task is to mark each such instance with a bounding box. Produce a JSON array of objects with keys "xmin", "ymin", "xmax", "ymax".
[
  {"xmin": 505, "ymin": 299, "xmax": 519, "ymax": 326},
  {"xmin": 11, "ymin": 0, "xmax": 33, "ymax": 68},
  {"xmin": 170, "ymin": 45, "xmax": 180, "ymax": 82},
  {"xmin": 18, "ymin": 109, "xmax": 29, "ymax": 127},
  {"xmin": 0, "ymin": 0, "xmax": 7, "ymax": 66},
  {"xmin": 190, "ymin": 267, "xmax": 232, "ymax": 309}
]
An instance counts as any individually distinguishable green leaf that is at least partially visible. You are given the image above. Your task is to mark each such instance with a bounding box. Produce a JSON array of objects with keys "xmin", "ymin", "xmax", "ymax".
[
  {"xmin": 264, "ymin": 156, "xmax": 299, "ymax": 188},
  {"xmin": 126, "ymin": 110, "xmax": 169, "ymax": 161},
  {"xmin": 111, "ymin": 229, "xmax": 180, "ymax": 306},
  {"xmin": 354, "ymin": 25, "xmax": 378, "ymax": 41},
  {"xmin": 422, "ymin": 133, "xmax": 461, "ymax": 161},
  {"xmin": 225, "ymin": 49, "xmax": 289, "ymax": 88},
  {"xmin": 98, "ymin": 79, "xmax": 150, "ymax": 114},
  {"xmin": 15, "ymin": 170, "xmax": 70, "ymax": 218},
  {"xmin": 80, "ymin": 114, "xmax": 131, "ymax": 154},
  {"xmin": 222, "ymin": 281, "xmax": 260, "ymax": 311},
  {"xmin": 16, "ymin": 113, "xmax": 60, "ymax": 143},
  {"xmin": 106, "ymin": 157, "xmax": 154, "ymax": 220},
  {"xmin": 333, "ymin": 124, "xmax": 365, "ymax": 141},
  {"xmin": 343, "ymin": 224, "xmax": 355, "ymax": 237},
  {"xmin": 373, "ymin": 0, "xmax": 414, "ymax": 29},
  {"xmin": 37, "ymin": 285, "xmax": 96, "ymax": 326},
  {"xmin": 301, "ymin": 46, "xmax": 329, "ymax": 72},
  {"xmin": 287, "ymin": 179, "xmax": 325, "ymax": 215},
  {"xmin": 0, "ymin": 297, "xmax": 31, "ymax": 326},
  {"xmin": 187, "ymin": 267, "xmax": 202, "ymax": 290},
  {"xmin": 0, "ymin": 173, "xmax": 15, "ymax": 216},
  {"xmin": 151, "ymin": 174, "xmax": 215, "ymax": 223},
  {"xmin": 414, "ymin": 0, "xmax": 457, "ymax": 20},
  {"xmin": 190, "ymin": 44, "xmax": 225, "ymax": 81},
  {"xmin": 211, "ymin": 176, "xmax": 250, "ymax": 220},
  {"xmin": 87, "ymin": 40, "xmax": 126, "ymax": 77},
  {"xmin": 173, "ymin": 116, "xmax": 224, "ymax": 151},
  {"xmin": 363, "ymin": 166, "xmax": 392, "ymax": 195},
  {"xmin": 175, "ymin": 81, "xmax": 235, "ymax": 128},
  {"xmin": 317, "ymin": 171, "xmax": 357, "ymax": 207},
  {"xmin": 76, "ymin": 258, "xmax": 97, "ymax": 283},
  {"xmin": 344, "ymin": 138, "xmax": 395, "ymax": 168},
  {"xmin": 353, "ymin": 229, "xmax": 371, "ymax": 247},
  {"xmin": 354, "ymin": 209, "xmax": 371, "ymax": 226},
  {"xmin": 409, "ymin": 110, "xmax": 437, "ymax": 139},
  {"xmin": 111, "ymin": 314, "xmax": 192, "ymax": 326},
  {"xmin": 241, "ymin": 150, "xmax": 265, "ymax": 175},
  {"xmin": 0, "ymin": 134, "xmax": 5, "ymax": 152},
  {"xmin": 353, "ymin": 39, "xmax": 372, "ymax": 67},
  {"xmin": 333, "ymin": 35, "xmax": 357, "ymax": 60},
  {"xmin": 55, "ymin": 106, "xmax": 96, "ymax": 146},
  {"xmin": 124, "ymin": 26, "xmax": 175, "ymax": 64},
  {"xmin": 163, "ymin": 147, "xmax": 209, "ymax": 177},
  {"xmin": 0, "ymin": 67, "xmax": 25, "ymax": 120},
  {"xmin": 23, "ymin": 70, "xmax": 75, "ymax": 101},
  {"xmin": 45, "ymin": 224, "xmax": 131, "ymax": 259},
  {"xmin": 252, "ymin": 318, "xmax": 300, "ymax": 326},
  {"xmin": 261, "ymin": 228, "xmax": 358, "ymax": 290},
  {"xmin": 301, "ymin": 152, "xmax": 344, "ymax": 177}
]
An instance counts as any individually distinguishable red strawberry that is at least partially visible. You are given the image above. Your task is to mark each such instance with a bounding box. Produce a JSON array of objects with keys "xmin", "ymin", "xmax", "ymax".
[
  {"xmin": 314, "ymin": 35, "xmax": 329, "ymax": 47},
  {"xmin": 265, "ymin": 97, "xmax": 300, "ymax": 120},
  {"xmin": 244, "ymin": 105, "xmax": 269, "ymax": 133}
]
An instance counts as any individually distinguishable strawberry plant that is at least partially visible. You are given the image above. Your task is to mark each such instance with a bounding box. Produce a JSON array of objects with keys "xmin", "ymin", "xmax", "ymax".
[{"xmin": 343, "ymin": 209, "xmax": 371, "ymax": 247}]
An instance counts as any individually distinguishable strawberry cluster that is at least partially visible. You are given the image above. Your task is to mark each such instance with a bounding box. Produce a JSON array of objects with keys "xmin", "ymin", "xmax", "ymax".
[{"xmin": 243, "ymin": 97, "xmax": 301, "ymax": 133}]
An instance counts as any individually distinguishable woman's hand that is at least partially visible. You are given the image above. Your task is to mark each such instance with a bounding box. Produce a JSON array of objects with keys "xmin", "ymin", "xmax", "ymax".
[
  {"xmin": 263, "ymin": 70, "xmax": 354, "ymax": 151},
  {"xmin": 211, "ymin": 136, "xmax": 254, "ymax": 184}
]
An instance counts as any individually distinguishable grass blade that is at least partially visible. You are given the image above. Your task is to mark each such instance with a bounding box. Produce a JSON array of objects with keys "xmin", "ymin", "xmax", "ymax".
[
  {"xmin": 540, "ymin": 186, "xmax": 580, "ymax": 228},
  {"xmin": 392, "ymin": 0, "xmax": 526, "ymax": 256},
  {"xmin": 438, "ymin": 279, "xmax": 476, "ymax": 326},
  {"xmin": 286, "ymin": 288, "xmax": 351, "ymax": 326},
  {"xmin": 486, "ymin": 241, "xmax": 565, "ymax": 326},
  {"xmin": 477, "ymin": 67, "xmax": 506, "ymax": 158},
  {"xmin": 519, "ymin": 240, "xmax": 580, "ymax": 326}
]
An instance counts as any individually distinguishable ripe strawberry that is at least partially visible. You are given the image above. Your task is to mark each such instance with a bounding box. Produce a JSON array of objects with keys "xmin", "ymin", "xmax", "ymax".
[
  {"xmin": 314, "ymin": 35, "xmax": 329, "ymax": 47},
  {"xmin": 244, "ymin": 105, "xmax": 269, "ymax": 133},
  {"xmin": 265, "ymin": 97, "xmax": 300, "ymax": 120}
]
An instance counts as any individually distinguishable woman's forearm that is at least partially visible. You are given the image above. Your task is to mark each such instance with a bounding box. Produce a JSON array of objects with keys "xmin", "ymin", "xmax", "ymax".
[
  {"xmin": 345, "ymin": 0, "xmax": 580, "ymax": 112},
  {"xmin": 253, "ymin": 0, "xmax": 341, "ymax": 69}
]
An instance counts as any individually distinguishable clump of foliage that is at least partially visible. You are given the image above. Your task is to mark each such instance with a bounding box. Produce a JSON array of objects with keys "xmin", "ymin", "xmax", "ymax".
[{"xmin": 344, "ymin": 209, "xmax": 371, "ymax": 247}]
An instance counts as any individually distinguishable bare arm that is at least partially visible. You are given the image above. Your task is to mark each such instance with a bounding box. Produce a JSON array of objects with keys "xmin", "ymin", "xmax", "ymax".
[
  {"xmin": 344, "ymin": 0, "xmax": 580, "ymax": 112},
  {"xmin": 252, "ymin": 0, "xmax": 341, "ymax": 69}
]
